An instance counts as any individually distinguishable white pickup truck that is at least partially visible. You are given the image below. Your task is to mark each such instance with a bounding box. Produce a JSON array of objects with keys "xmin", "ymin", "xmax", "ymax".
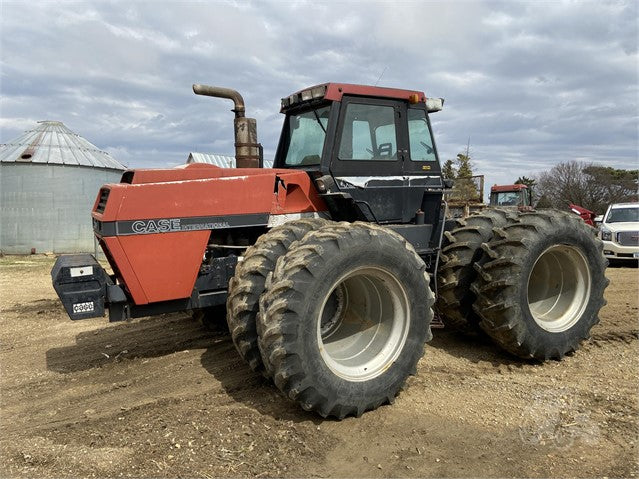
[{"xmin": 599, "ymin": 202, "xmax": 639, "ymax": 262}]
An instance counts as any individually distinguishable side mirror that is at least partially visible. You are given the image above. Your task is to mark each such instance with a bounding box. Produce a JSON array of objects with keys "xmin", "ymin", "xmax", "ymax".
[{"xmin": 443, "ymin": 178, "xmax": 454, "ymax": 189}]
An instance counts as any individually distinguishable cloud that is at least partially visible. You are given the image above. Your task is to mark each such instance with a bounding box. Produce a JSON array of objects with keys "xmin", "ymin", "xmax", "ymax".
[{"xmin": 1, "ymin": 0, "xmax": 636, "ymax": 191}]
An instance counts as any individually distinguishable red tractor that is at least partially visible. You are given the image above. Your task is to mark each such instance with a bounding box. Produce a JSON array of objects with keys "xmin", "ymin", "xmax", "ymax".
[
  {"xmin": 489, "ymin": 183, "xmax": 533, "ymax": 209},
  {"xmin": 52, "ymin": 83, "xmax": 608, "ymax": 418}
]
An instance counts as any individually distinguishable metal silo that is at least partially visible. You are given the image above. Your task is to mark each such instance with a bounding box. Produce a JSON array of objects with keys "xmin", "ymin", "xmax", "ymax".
[
  {"xmin": 0, "ymin": 121, "xmax": 126, "ymax": 254},
  {"xmin": 186, "ymin": 151, "xmax": 274, "ymax": 168}
]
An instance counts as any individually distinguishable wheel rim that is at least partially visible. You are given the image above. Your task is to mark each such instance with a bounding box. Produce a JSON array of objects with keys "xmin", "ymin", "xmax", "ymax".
[
  {"xmin": 527, "ymin": 245, "xmax": 591, "ymax": 333},
  {"xmin": 317, "ymin": 267, "xmax": 410, "ymax": 381}
]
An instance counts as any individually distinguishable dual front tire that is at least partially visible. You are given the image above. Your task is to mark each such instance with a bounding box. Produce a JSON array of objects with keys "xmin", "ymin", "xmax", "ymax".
[
  {"xmin": 226, "ymin": 218, "xmax": 327, "ymax": 373},
  {"xmin": 227, "ymin": 221, "xmax": 434, "ymax": 418}
]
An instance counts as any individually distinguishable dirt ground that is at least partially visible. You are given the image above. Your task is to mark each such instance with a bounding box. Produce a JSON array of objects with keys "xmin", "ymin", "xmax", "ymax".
[{"xmin": 1, "ymin": 256, "xmax": 637, "ymax": 478}]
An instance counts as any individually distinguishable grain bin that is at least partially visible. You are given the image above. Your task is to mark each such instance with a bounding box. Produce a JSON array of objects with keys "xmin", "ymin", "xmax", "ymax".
[{"xmin": 0, "ymin": 121, "xmax": 126, "ymax": 254}]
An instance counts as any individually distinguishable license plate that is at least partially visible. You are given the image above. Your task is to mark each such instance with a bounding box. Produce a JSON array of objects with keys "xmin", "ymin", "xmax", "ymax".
[{"xmin": 633, "ymin": 252, "xmax": 639, "ymax": 258}]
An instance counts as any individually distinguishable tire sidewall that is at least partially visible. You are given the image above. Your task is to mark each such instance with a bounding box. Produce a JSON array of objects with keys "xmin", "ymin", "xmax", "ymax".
[
  {"xmin": 287, "ymin": 233, "xmax": 430, "ymax": 403},
  {"xmin": 516, "ymin": 222, "xmax": 606, "ymax": 349}
]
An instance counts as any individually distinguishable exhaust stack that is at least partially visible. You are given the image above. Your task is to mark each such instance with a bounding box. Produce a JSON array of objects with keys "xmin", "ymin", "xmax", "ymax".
[{"xmin": 193, "ymin": 84, "xmax": 261, "ymax": 168}]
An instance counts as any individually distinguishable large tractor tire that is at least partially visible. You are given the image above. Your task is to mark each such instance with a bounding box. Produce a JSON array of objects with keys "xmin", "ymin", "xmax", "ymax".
[
  {"xmin": 471, "ymin": 210, "xmax": 608, "ymax": 360},
  {"xmin": 226, "ymin": 218, "xmax": 326, "ymax": 373},
  {"xmin": 436, "ymin": 208, "xmax": 514, "ymax": 333},
  {"xmin": 257, "ymin": 222, "xmax": 434, "ymax": 419}
]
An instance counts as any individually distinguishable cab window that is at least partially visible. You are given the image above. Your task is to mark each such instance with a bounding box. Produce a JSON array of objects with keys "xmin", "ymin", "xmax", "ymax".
[
  {"xmin": 338, "ymin": 103, "xmax": 397, "ymax": 161},
  {"xmin": 408, "ymin": 109, "xmax": 436, "ymax": 162},
  {"xmin": 284, "ymin": 106, "xmax": 330, "ymax": 166}
]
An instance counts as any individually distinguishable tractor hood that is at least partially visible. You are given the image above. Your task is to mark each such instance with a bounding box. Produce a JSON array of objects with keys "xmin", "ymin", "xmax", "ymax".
[
  {"xmin": 90, "ymin": 163, "xmax": 327, "ymax": 305},
  {"xmin": 93, "ymin": 163, "xmax": 326, "ymax": 226}
]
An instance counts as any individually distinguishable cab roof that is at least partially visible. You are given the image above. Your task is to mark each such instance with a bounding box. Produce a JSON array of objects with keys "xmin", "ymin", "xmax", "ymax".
[
  {"xmin": 491, "ymin": 184, "xmax": 528, "ymax": 192},
  {"xmin": 322, "ymin": 83, "xmax": 426, "ymax": 103},
  {"xmin": 280, "ymin": 82, "xmax": 441, "ymax": 113},
  {"xmin": 286, "ymin": 83, "xmax": 426, "ymax": 103}
]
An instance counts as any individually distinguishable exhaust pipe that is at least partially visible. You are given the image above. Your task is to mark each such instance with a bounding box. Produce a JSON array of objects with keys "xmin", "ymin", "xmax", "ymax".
[{"xmin": 193, "ymin": 84, "xmax": 261, "ymax": 168}]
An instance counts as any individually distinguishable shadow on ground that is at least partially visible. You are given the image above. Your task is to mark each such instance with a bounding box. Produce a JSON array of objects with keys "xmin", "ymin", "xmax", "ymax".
[
  {"xmin": 44, "ymin": 311, "xmax": 320, "ymax": 422},
  {"xmin": 428, "ymin": 328, "xmax": 532, "ymax": 367},
  {"xmin": 199, "ymin": 343, "xmax": 323, "ymax": 424},
  {"xmin": 46, "ymin": 313, "xmax": 212, "ymax": 373}
]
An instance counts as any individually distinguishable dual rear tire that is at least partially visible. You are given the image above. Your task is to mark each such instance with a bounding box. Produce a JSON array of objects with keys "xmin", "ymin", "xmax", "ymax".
[
  {"xmin": 438, "ymin": 209, "xmax": 608, "ymax": 360},
  {"xmin": 472, "ymin": 210, "xmax": 608, "ymax": 359},
  {"xmin": 436, "ymin": 208, "xmax": 515, "ymax": 333}
]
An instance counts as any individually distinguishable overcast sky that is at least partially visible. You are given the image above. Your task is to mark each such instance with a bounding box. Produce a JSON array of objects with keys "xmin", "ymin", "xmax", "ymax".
[{"xmin": 1, "ymin": 1, "xmax": 637, "ymax": 190}]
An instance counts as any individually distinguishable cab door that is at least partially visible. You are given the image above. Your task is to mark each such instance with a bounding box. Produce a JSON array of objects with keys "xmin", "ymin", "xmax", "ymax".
[
  {"xmin": 329, "ymin": 97, "xmax": 406, "ymax": 222},
  {"xmin": 402, "ymin": 106, "xmax": 444, "ymax": 223}
]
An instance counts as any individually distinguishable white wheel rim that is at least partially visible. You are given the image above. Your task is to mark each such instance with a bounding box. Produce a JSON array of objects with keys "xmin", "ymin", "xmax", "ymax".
[
  {"xmin": 317, "ymin": 267, "xmax": 410, "ymax": 381},
  {"xmin": 527, "ymin": 245, "xmax": 591, "ymax": 333}
]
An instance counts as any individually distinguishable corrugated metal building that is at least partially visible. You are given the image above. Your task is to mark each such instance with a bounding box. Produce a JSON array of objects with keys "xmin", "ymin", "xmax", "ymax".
[
  {"xmin": 0, "ymin": 121, "xmax": 126, "ymax": 254},
  {"xmin": 187, "ymin": 152, "xmax": 273, "ymax": 168}
]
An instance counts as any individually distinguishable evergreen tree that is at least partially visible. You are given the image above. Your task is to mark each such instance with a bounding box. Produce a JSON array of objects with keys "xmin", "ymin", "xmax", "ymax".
[
  {"xmin": 515, "ymin": 176, "xmax": 536, "ymax": 190},
  {"xmin": 442, "ymin": 159, "xmax": 456, "ymax": 180},
  {"xmin": 452, "ymin": 153, "xmax": 479, "ymax": 201},
  {"xmin": 456, "ymin": 153, "xmax": 473, "ymax": 178}
]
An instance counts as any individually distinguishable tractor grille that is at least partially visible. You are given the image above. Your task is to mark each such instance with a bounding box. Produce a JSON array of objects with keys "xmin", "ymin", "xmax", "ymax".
[
  {"xmin": 95, "ymin": 188, "xmax": 110, "ymax": 213},
  {"xmin": 617, "ymin": 231, "xmax": 639, "ymax": 246}
]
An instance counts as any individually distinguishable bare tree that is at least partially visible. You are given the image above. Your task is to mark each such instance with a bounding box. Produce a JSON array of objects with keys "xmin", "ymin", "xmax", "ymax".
[
  {"xmin": 582, "ymin": 166, "xmax": 639, "ymax": 212},
  {"xmin": 535, "ymin": 160, "xmax": 638, "ymax": 214}
]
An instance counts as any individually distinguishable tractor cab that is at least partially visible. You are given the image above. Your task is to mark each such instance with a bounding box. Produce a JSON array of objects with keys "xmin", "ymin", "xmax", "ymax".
[
  {"xmin": 273, "ymin": 83, "xmax": 446, "ymax": 226},
  {"xmin": 489, "ymin": 184, "xmax": 532, "ymax": 208}
]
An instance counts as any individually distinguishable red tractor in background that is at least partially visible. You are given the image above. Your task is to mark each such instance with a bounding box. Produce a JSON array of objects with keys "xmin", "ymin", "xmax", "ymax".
[
  {"xmin": 52, "ymin": 82, "xmax": 608, "ymax": 418},
  {"xmin": 489, "ymin": 183, "xmax": 533, "ymax": 209},
  {"xmin": 447, "ymin": 180, "xmax": 532, "ymax": 218},
  {"xmin": 490, "ymin": 184, "xmax": 597, "ymax": 226}
]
